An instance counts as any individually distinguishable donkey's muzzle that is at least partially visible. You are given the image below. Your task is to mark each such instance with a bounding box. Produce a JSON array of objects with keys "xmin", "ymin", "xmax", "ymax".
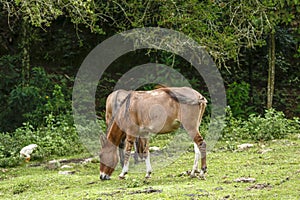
[{"xmin": 100, "ymin": 174, "xmax": 111, "ymax": 180}]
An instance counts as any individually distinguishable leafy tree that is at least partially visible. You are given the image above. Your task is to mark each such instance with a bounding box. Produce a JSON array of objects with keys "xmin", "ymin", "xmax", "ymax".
[
  {"xmin": 223, "ymin": 0, "xmax": 300, "ymax": 108},
  {"xmin": 1, "ymin": 0, "xmax": 104, "ymax": 84},
  {"xmin": 102, "ymin": 0, "xmax": 299, "ymax": 110},
  {"xmin": 1, "ymin": 0, "xmax": 299, "ymax": 131}
]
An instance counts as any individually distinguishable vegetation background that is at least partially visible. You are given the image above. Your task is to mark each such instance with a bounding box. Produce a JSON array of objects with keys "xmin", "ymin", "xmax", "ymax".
[
  {"xmin": 0, "ymin": 1, "xmax": 299, "ymax": 199},
  {"xmin": 0, "ymin": 0, "xmax": 299, "ymax": 167}
]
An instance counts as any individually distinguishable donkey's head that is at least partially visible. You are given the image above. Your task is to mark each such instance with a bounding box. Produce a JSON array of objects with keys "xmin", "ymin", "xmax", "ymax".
[{"xmin": 99, "ymin": 135, "xmax": 118, "ymax": 180}]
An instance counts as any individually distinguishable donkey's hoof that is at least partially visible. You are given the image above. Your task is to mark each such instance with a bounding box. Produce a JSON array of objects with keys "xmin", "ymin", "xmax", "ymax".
[
  {"xmin": 201, "ymin": 166, "xmax": 207, "ymax": 174},
  {"xmin": 145, "ymin": 171, "xmax": 152, "ymax": 179},
  {"xmin": 145, "ymin": 175, "xmax": 151, "ymax": 179},
  {"xmin": 100, "ymin": 174, "xmax": 111, "ymax": 181},
  {"xmin": 190, "ymin": 174, "xmax": 197, "ymax": 178},
  {"xmin": 198, "ymin": 169, "xmax": 206, "ymax": 180},
  {"xmin": 119, "ymin": 171, "xmax": 127, "ymax": 180}
]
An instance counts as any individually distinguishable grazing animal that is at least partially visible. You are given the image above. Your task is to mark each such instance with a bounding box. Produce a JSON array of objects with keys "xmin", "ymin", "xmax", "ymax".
[
  {"xmin": 100, "ymin": 87, "xmax": 207, "ymax": 180},
  {"xmin": 105, "ymin": 89, "xmax": 146, "ymax": 166},
  {"xmin": 20, "ymin": 144, "xmax": 38, "ymax": 162}
]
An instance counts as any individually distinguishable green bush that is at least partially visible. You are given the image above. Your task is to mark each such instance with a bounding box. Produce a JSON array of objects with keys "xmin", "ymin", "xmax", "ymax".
[
  {"xmin": 0, "ymin": 66, "xmax": 72, "ymax": 132},
  {"xmin": 0, "ymin": 114, "xmax": 87, "ymax": 167},
  {"xmin": 221, "ymin": 107, "xmax": 244, "ymax": 140},
  {"xmin": 27, "ymin": 83, "xmax": 71, "ymax": 127},
  {"xmin": 222, "ymin": 108, "xmax": 300, "ymax": 141},
  {"xmin": 226, "ymin": 81, "xmax": 253, "ymax": 118},
  {"xmin": 243, "ymin": 109, "xmax": 292, "ymax": 140}
]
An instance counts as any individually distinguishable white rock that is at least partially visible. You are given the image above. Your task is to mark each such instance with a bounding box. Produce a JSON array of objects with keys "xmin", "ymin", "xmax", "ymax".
[
  {"xmin": 235, "ymin": 177, "xmax": 256, "ymax": 183},
  {"xmin": 61, "ymin": 165, "xmax": 73, "ymax": 169},
  {"xmin": 259, "ymin": 148, "xmax": 273, "ymax": 154},
  {"xmin": 47, "ymin": 160, "xmax": 61, "ymax": 169},
  {"xmin": 237, "ymin": 143, "xmax": 254, "ymax": 150},
  {"xmin": 49, "ymin": 160, "xmax": 59, "ymax": 164},
  {"xmin": 82, "ymin": 158, "xmax": 93, "ymax": 164},
  {"xmin": 149, "ymin": 146, "xmax": 160, "ymax": 151},
  {"xmin": 58, "ymin": 171, "xmax": 75, "ymax": 175}
]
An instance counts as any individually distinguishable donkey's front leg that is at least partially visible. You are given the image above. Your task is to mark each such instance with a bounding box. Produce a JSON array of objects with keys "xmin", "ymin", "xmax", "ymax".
[
  {"xmin": 119, "ymin": 135, "xmax": 135, "ymax": 179},
  {"xmin": 144, "ymin": 151, "xmax": 152, "ymax": 178},
  {"xmin": 144, "ymin": 139, "xmax": 152, "ymax": 178}
]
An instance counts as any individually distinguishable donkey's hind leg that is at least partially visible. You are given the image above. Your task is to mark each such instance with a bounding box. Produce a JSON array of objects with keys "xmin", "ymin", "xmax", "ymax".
[
  {"xmin": 119, "ymin": 134, "xmax": 135, "ymax": 179},
  {"xmin": 185, "ymin": 131, "xmax": 206, "ymax": 178},
  {"xmin": 190, "ymin": 142, "xmax": 200, "ymax": 177},
  {"xmin": 193, "ymin": 133, "xmax": 207, "ymax": 177}
]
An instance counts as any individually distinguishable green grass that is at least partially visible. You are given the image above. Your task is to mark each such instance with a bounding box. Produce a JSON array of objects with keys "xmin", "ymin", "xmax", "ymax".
[{"xmin": 0, "ymin": 135, "xmax": 299, "ymax": 200}]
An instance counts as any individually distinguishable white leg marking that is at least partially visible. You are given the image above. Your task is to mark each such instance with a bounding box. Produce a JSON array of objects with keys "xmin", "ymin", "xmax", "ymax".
[
  {"xmin": 145, "ymin": 151, "xmax": 152, "ymax": 178},
  {"xmin": 191, "ymin": 142, "xmax": 200, "ymax": 177},
  {"xmin": 100, "ymin": 172, "xmax": 110, "ymax": 180},
  {"xmin": 119, "ymin": 151, "xmax": 131, "ymax": 178}
]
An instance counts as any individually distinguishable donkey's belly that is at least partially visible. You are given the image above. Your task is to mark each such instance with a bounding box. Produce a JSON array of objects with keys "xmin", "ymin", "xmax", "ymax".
[{"xmin": 140, "ymin": 118, "xmax": 180, "ymax": 134}]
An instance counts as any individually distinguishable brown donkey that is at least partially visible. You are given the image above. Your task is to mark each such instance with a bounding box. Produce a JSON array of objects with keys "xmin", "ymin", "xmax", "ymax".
[
  {"xmin": 100, "ymin": 87, "xmax": 207, "ymax": 180},
  {"xmin": 105, "ymin": 89, "xmax": 147, "ymax": 166}
]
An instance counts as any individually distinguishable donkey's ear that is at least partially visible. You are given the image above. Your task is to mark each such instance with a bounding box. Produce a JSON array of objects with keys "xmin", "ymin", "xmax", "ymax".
[{"xmin": 100, "ymin": 134, "xmax": 107, "ymax": 146}]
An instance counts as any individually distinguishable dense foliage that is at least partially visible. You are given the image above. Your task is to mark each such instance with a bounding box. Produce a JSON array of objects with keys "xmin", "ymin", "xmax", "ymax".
[
  {"xmin": 0, "ymin": 1, "xmax": 299, "ymax": 166},
  {"xmin": 0, "ymin": 114, "xmax": 85, "ymax": 167},
  {"xmin": 222, "ymin": 108, "xmax": 300, "ymax": 142}
]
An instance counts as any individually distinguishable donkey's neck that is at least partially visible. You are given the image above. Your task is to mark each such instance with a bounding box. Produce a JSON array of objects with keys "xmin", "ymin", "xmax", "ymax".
[{"xmin": 107, "ymin": 121, "xmax": 124, "ymax": 146}]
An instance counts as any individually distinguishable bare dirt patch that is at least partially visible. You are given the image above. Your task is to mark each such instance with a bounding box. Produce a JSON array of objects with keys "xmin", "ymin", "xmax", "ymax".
[
  {"xmin": 128, "ymin": 187, "xmax": 162, "ymax": 195},
  {"xmin": 247, "ymin": 183, "xmax": 272, "ymax": 190}
]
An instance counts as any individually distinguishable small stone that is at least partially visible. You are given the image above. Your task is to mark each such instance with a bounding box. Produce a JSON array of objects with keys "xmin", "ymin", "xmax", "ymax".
[
  {"xmin": 247, "ymin": 183, "xmax": 272, "ymax": 190},
  {"xmin": 61, "ymin": 165, "xmax": 73, "ymax": 169},
  {"xmin": 49, "ymin": 160, "xmax": 59, "ymax": 164},
  {"xmin": 235, "ymin": 177, "xmax": 256, "ymax": 183},
  {"xmin": 223, "ymin": 180, "xmax": 232, "ymax": 184},
  {"xmin": 258, "ymin": 148, "xmax": 272, "ymax": 154},
  {"xmin": 58, "ymin": 171, "xmax": 75, "ymax": 175},
  {"xmin": 82, "ymin": 158, "xmax": 93, "ymax": 164},
  {"xmin": 47, "ymin": 160, "xmax": 61, "ymax": 169},
  {"xmin": 237, "ymin": 143, "xmax": 254, "ymax": 150},
  {"xmin": 215, "ymin": 186, "xmax": 224, "ymax": 191},
  {"xmin": 149, "ymin": 146, "xmax": 160, "ymax": 152}
]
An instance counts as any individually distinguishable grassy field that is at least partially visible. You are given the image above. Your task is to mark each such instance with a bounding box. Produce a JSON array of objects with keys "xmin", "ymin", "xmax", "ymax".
[{"xmin": 0, "ymin": 135, "xmax": 299, "ymax": 200}]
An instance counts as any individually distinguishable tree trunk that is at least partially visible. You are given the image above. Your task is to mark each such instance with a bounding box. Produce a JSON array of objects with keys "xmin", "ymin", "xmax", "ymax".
[
  {"xmin": 267, "ymin": 32, "xmax": 276, "ymax": 109},
  {"xmin": 248, "ymin": 56, "xmax": 253, "ymax": 104},
  {"xmin": 21, "ymin": 19, "xmax": 31, "ymax": 86}
]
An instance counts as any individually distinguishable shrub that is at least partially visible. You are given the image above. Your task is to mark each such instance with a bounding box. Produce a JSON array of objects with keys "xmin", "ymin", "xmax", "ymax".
[
  {"xmin": 0, "ymin": 66, "xmax": 72, "ymax": 132},
  {"xmin": 221, "ymin": 107, "xmax": 245, "ymax": 140},
  {"xmin": 222, "ymin": 108, "xmax": 300, "ymax": 141},
  {"xmin": 226, "ymin": 81, "xmax": 253, "ymax": 118},
  {"xmin": 0, "ymin": 114, "xmax": 88, "ymax": 167},
  {"xmin": 243, "ymin": 109, "xmax": 289, "ymax": 140}
]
